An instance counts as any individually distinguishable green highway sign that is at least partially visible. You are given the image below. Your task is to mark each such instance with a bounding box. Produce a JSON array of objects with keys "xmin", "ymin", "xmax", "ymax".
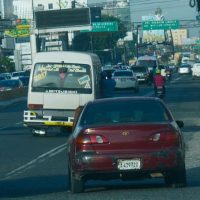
[
  {"xmin": 142, "ymin": 20, "xmax": 180, "ymax": 30},
  {"xmin": 81, "ymin": 21, "xmax": 118, "ymax": 32},
  {"xmin": 195, "ymin": 39, "xmax": 200, "ymax": 44},
  {"xmin": 193, "ymin": 45, "xmax": 200, "ymax": 49}
]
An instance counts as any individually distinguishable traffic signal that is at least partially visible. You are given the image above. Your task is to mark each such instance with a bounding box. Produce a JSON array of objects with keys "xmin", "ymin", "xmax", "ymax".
[
  {"xmin": 90, "ymin": 7, "xmax": 101, "ymax": 22},
  {"xmin": 197, "ymin": 0, "xmax": 200, "ymax": 11},
  {"xmin": 71, "ymin": 0, "xmax": 75, "ymax": 8}
]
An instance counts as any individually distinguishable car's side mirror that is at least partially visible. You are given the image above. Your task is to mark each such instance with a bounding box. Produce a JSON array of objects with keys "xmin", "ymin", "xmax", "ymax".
[{"xmin": 176, "ymin": 120, "xmax": 184, "ymax": 128}]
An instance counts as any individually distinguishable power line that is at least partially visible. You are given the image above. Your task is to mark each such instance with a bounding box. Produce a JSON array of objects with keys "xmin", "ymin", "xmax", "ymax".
[
  {"xmin": 130, "ymin": 0, "xmax": 181, "ymax": 6},
  {"xmin": 132, "ymin": 4, "xmax": 189, "ymax": 13}
]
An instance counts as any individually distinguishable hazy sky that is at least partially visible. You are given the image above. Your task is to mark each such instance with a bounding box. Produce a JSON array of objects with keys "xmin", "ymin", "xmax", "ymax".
[
  {"xmin": 16, "ymin": 0, "xmax": 199, "ymax": 20},
  {"xmin": 16, "ymin": 0, "xmax": 199, "ymax": 36},
  {"xmin": 88, "ymin": 0, "xmax": 198, "ymax": 21},
  {"xmin": 88, "ymin": 0, "xmax": 199, "ymax": 36}
]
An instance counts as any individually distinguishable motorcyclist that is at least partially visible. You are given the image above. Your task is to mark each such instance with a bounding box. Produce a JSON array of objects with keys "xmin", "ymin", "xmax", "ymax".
[
  {"xmin": 101, "ymin": 71, "xmax": 116, "ymax": 98},
  {"xmin": 153, "ymin": 69, "xmax": 165, "ymax": 95}
]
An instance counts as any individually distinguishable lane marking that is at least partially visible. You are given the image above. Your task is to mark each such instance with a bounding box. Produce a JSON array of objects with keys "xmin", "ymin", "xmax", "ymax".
[
  {"xmin": 1, "ymin": 143, "xmax": 67, "ymax": 180},
  {"xmin": 0, "ymin": 122, "xmax": 24, "ymax": 131}
]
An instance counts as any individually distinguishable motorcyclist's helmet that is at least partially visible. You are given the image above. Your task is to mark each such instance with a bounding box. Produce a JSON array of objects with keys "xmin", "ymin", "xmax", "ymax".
[{"xmin": 156, "ymin": 69, "xmax": 161, "ymax": 74}]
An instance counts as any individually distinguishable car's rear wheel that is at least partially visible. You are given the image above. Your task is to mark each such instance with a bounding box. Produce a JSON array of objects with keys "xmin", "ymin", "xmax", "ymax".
[
  {"xmin": 164, "ymin": 163, "xmax": 187, "ymax": 188},
  {"xmin": 68, "ymin": 167, "xmax": 84, "ymax": 193}
]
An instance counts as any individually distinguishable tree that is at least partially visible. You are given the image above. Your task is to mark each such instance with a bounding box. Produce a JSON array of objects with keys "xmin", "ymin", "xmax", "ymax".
[
  {"xmin": 72, "ymin": 15, "xmax": 127, "ymax": 63},
  {"xmin": 0, "ymin": 56, "xmax": 15, "ymax": 72}
]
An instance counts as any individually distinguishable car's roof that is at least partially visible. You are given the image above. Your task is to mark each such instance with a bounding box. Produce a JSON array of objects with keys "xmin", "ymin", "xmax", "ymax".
[
  {"xmin": 137, "ymin": 55, "xmax": 157, "ymax": 61},
  {"xmin": 180, "ymin": 64, "xmax": 191, "ymax": 67},
  {"xmin": 0, "ymin": 79, "xmax": 20, "ymax": 83},
  {"xmin": 87, "ymin": 96, "xmax": 162, "ymax": 105},
  {"xmin": 132, "ymin": 65, "xmax": 148, "ymax": 68},
  {"xmin": 113, "ymin": 69, "xmax": 132, "ymax": 72}
]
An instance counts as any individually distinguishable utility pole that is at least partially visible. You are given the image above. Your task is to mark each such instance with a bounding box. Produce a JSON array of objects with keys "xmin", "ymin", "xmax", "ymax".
[
  {"xmin": 71, "ymin": 0, "xmax": 76, "ymax": 8},
  {"xmin": 31, "ymin": 0, "xmax": 34, "ymax": 20},
  {"xmin": 59, "ymin": 0, "xmax": 62, "ymax": 9}
]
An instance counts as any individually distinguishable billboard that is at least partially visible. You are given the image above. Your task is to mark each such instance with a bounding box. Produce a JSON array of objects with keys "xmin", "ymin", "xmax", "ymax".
[
  {"xmin": 35, "ymin": 8, "xmax": 91, "ymax": 29},
  {"xmin": 142, "ymin": 15, "xmax": 165, "ymax": 43}
]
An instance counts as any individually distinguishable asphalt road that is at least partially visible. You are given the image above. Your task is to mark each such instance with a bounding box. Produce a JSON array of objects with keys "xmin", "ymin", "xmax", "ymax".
[{"xmin": 0, "ymin": 74, "xmax": 200, "ymax": 200}]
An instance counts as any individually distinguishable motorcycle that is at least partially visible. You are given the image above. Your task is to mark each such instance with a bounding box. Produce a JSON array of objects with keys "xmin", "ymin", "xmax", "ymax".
[
  {"xmin": 155, "ymin": 86, "xmax": 165, "ymax": 99},
  {"xmin": 165, "ymin": 70, "xmax": 172, "ymax": 82}
]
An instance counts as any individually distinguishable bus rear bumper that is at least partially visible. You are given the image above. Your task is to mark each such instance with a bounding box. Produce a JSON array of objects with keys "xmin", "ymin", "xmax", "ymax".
[{"xmin": 23, "ymin": 110, "xmax": 74, "ymax": 128}]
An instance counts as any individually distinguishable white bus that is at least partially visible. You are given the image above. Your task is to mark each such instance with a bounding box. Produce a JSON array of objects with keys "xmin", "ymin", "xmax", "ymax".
[{"xmin": 24, "ymin": 51, "xmax": 102, "ymax": 135}]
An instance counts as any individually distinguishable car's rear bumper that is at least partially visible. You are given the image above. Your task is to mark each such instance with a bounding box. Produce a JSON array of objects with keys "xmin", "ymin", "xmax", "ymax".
[
  {"xmin": 115, "ymin": 82, "xmax": 137, "ymax": 89},
  {"xmin": 192, "ymin": 73, "xmax": 200, "ymax": 77},
  {"xmin": 71, "ymin": 149, "xmax": 184, "ymax": 179}
]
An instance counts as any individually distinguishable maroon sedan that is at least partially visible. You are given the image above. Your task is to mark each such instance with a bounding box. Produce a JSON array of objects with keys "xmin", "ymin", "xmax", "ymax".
[{"xmin": 67, "ymin": 97, "xmax": 186, "ymax": 193}]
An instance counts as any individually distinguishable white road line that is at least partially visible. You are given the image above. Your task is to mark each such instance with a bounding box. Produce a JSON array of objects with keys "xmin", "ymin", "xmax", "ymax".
[
  {"xmin": 171, "ymin": 76, "xmax": 181, "ymax": 83},
  {"xmin": 0, "ymin": 122, "xmax": 24, "ymax": 131},
  {"xmin": 16, "ymin": 122, "xmax": 23, "ymax": 125},
  {"xmin": 1, "ymin": 143, "xmax": 67, "ymax": 180}
]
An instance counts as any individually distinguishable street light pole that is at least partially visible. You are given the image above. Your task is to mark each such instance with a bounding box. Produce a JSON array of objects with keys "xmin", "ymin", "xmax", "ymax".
[
  {"xmin": 31, "ymin": 0, "xmax": 34, "ymax": 20},
  {"xmin": 136, "ymin": 25, "xmax": 141, "ymax": 59}
]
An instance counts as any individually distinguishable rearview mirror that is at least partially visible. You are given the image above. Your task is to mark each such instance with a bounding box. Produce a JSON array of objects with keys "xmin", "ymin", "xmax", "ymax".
[{"xmin": 176, "ymin": 120, "xmax": 184, "ymax": 128}]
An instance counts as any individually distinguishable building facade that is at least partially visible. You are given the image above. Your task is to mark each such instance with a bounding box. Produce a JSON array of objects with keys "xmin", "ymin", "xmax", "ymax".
[
  {"xmin": 13, "ymin": 0, "xmax": 87, "ymax": 19},
  {"xmin": 32, "ymin": 0, "xmax": 87, "ymax": 11},
  {"xmin": 171, "ymin": 29, "xmax": 188, "ymax": 46},
  {"xmin": 0, "ymin": 0, "xmax": 14, "ymax": 19}
]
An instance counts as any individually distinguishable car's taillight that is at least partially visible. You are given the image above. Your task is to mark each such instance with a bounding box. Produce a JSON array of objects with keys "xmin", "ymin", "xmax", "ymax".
[
  {"xmin": 77, "ymin": 133, "xmax": 109, "ymax": 145},
  {"xmin": 28, "ymin": 104, "xmax": 43, "ymax": 109},
  {"xmin": 149, "ymin": 132, "xmax": 180, "ymax": 147},
  {"xmin": 76, "ymin": 129, "xmax": 109, "ymax": 152},
  {"xmin": 162, "ymin": 132, "xmax": 180, "ymax": 147}
]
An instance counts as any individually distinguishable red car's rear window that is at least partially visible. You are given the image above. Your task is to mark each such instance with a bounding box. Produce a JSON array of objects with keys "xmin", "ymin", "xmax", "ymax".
[{"xmin": 80, "ymin": 99, "xmax": 171, "ymax": 126}]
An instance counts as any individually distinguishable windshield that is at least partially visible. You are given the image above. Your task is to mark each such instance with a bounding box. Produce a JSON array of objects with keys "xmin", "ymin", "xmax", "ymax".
[
  {"xmin": 32, "ymin": 63, "xmax": 92, "ymax": 93},
  {"xmin": 114, "ymin": 71, "xmax": 133, "ymax": 77},
  {"xmin": 132, "ymin": 67, "xmax": 147, "ymax": 73},
  {"xmin": 137, "ymin": 60, "xmax": 157, "ymax": 68}
]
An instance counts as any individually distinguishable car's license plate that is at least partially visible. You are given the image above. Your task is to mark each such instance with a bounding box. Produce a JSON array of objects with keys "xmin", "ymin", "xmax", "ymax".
[{"xmin": 117, "ymin": 159, "xmax": 141, "ymax": 170}]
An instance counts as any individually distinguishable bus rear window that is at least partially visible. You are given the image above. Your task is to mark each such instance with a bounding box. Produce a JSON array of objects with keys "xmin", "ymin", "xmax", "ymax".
[
  {"xmin": 137, "ymin": 60, "xmax": 157, "ymax": 68},
  {"xmin": 32, "ymin": 63, "xmax": 92, "ymax": 93}
]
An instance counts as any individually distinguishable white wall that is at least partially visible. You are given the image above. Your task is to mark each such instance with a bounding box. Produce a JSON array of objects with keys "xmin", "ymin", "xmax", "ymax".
[{"xmin": 33, "ymin": 0, "xmax": 87, "ymax": 10}]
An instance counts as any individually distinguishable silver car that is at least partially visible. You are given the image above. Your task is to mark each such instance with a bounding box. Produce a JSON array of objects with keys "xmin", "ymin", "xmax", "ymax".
[
  {"xmin": 178, "ymin": 64, "xmax": 191, "ymax": 75},
  {"xmin": 112, "ymin": 70, "xmax": 139, "ymax": 92}
]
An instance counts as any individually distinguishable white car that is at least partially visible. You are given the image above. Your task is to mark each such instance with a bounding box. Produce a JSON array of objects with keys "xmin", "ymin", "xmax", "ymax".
[
  {"xmin": 112, "ymin": 70, "xmax": 139, "ymax": 92},
  {"xmin": 178, "ymin": 64, "xmax": 191, "ymax": 75},
  {"xmin": 181, "ymin": 57, "xmax": 189, "ymax": 64},
  {"xmin": 191, "ymin": 62, "xmax": 200, "ymax": 79},
  {"xmin": 11, "ymin": 71, "xmax": 27, "ymax": 80}
]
